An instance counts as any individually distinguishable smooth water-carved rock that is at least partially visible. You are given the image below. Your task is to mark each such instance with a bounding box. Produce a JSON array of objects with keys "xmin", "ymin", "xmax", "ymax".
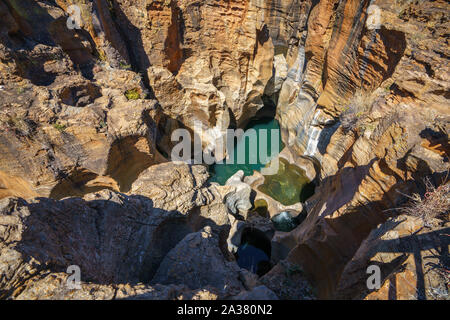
[
  {"xmin": 335, "ymin": 215, "xmax": 450, "ymax": 300},
  {"xmin": 224, "ymin": 171, "xmax": 253, "ymax": 218},
  {"xmin": 264, "ymin": 54, "xmax": 289, "ymax": 104}
]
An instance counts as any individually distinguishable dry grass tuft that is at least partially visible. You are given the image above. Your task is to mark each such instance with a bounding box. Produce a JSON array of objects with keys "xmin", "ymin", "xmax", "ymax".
[
  {"xmin": 340, "ymin": 90, "xmax": 376, "ymax": 133},
  {"xmin": 399, "ymin": 177, "xmax": 450, "ymax": 225}
]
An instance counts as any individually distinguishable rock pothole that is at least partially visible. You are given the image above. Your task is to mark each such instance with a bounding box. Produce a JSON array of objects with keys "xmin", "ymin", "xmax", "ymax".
[
  {"xmin": 59, "ymin": 83, "xmax": 101, "ymax": 107},
  {"xmin": 235, "ymin": 227, "xmax": 272, "ymax": 277}
]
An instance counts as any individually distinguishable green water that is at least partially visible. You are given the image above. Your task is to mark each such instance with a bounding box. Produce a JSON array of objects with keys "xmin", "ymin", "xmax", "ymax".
[
  {"xmin": 258, "ymin": 158, "xmax": 315, "ymax": 206},
  {"xmin": 208, "ymin": 117, "xmax": 315, "ymax": 206},
  {"xmin": 209, "ymin": 118, "xmax": 284, "ymax": 185}
]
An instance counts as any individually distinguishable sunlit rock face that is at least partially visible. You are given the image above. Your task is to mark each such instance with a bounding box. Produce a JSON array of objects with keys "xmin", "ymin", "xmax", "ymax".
[
  {"xmin": 224, "ymin": 170, "xmax": 252, "ymax": 218},
  {"xmin": 111, "ymin": 0, "xmax": 275, "ymax": 149}
]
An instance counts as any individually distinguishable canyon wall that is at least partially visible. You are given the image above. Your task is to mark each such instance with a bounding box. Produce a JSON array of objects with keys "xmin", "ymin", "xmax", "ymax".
[
  {"xmin": 0, "ymin": 0, "xmax": 448, "ymax": 300},
  {"xmin": 0, "ymin": 0, "xmax": 306, "ymax": 197},
  {"xmin": 273, "ymin": 0, "xmax": 450, "ymax": 299}
]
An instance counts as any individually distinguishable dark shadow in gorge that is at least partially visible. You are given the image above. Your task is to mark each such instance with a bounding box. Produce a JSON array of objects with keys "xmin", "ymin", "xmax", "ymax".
[
  {"xmin": 236, "ymin": 227, "xmax": 273, "ymax": 277},
  {"xmin": 110, "ymin": 1, "xmax": 155, "ymax": 98},
  {"xmin": 317, "ymin": 121, "xmax": 340, "ymax": 155}
]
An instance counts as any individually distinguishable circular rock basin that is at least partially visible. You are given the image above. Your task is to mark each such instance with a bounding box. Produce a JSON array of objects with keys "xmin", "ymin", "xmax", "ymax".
[{"xmin": 258, "ymin": 158, "xmax": 315, "ymax": 206}]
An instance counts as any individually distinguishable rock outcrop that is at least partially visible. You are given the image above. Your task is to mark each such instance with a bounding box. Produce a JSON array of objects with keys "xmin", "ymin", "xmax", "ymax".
[
  {"xmin": 272, "ymin": 0, "xmax": 449, "ymax": 299},
  {"xmin": 0, "ymin": 164, "xmax": 243, "ymax": 299},
  {"xmin": 151, "ymin": 226, "xmax": 245, "ymax": 298},
  {"xmin": 0, "ymin": 0, "xmax": 167, "ymax": 199}
]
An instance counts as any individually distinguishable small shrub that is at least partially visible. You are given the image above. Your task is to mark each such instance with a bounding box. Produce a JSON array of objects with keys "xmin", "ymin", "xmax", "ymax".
[
  {"xmin": 99, "ymin": 120, "xmax": 107, "ymax": 129},
  {"xmin": 119, "ymin": 62, "xmax": 132, "ymax": 70},
  {"xmin": 53, "ymin": 123, "xmax": 66, "ymax": 132},
  {"xmin": 125, "ymin": 88, "xmax": 140, "ymax": 100},
  {"xmin": 16, "ymin": 86, "xmax": 26, "ymax": 94},
  {"xmin": 340, "ymin": 90, "xmax": 376, "ymax": 133},
  {"xmin": 6, "ymin": 116, "xmax": 31, "ymax": 136},
  {"xmin": 399, "ymin": 177, "xmax": 450, "ymax": 225}
]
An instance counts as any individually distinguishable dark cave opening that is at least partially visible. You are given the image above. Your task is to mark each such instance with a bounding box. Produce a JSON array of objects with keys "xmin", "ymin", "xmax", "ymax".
[{"xmin": 235, "ymin": 228, "xmax": 272, "ymax": 277}]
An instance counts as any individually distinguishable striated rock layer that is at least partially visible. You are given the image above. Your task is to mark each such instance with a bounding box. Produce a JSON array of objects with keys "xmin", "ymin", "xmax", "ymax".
[{"xmin": 273, "ymin": 0, "xmax": 450, "ymax": 299}]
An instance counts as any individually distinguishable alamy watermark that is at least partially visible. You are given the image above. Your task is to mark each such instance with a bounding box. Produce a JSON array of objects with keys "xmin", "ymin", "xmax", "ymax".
[
  {"xmin": 366, "ymin": 265, "xmax": 381, "ymax": 290},
  {"xmin": 66, "ymin": 265, "xmax": 81, "ymax": 290},
  {"xmin": 170, "ymin": 120, "xmax": 280, "ymax": 176}
]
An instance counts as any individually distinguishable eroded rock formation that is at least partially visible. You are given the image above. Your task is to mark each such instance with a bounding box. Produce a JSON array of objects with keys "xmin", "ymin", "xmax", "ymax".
[
  {"xmin": 0, "ymin": 163, "xmax": 241, "ymax": 299},
  {"xmin": 0, "ymin": 0, "xmax": 448, "ymax": 300}
]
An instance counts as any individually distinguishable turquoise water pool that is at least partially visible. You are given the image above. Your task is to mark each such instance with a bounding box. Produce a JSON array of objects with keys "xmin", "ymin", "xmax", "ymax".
[
  {"xmin": 209, "ymin": 117, "xmax": 315, "ymax": 206},
  {"xmin": 208, "ymin": 118, "xmax": 284, "ymax": 185}
]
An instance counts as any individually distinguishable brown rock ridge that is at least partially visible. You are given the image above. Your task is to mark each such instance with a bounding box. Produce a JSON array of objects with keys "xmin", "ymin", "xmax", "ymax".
[
  {"xmin": 0, "ymin": 0, "xmax": 308, "ymax": 200},
  {"xmin": 0, "ymin": 0, "xmax": 170, "ymax": 199}
]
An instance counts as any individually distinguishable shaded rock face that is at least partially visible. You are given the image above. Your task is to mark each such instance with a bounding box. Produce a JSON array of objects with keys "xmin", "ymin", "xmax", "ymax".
[
  {"xmin": 0, "ymin": 162, "xmax": 268, "ymax": 300},
  {"xmin": 335, "ymin": 215, "xmax": 449, "ymax": 300},
  {"xmin": 151, "ymin": 226, "xmax": 245, "ymax": 297},
  {"xmin": 0, "ymin": 166, "xmax": 237, "ymax": 299}
]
